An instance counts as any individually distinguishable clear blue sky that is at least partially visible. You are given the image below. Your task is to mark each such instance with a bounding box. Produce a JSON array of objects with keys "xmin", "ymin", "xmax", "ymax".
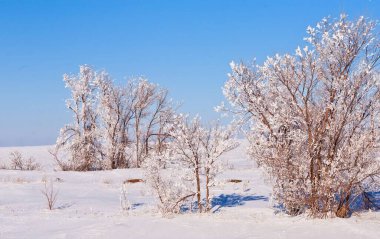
[{"xmin": 0, "ymin": 0, "xmax": 379, "ymax": 146}]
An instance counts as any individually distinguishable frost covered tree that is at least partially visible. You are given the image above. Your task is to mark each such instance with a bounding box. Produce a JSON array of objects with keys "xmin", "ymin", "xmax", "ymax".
[
  {"xmin": 144, "ymin": 153, "xmax": 196, "ymax": 214},
  {"xmin": 130, "ymin": 79, "xmax": 156, "ymax": 167},
  {"xmin": 141, "ymin": 85, "xmax": 175, "ymax": 157},
  {"xmin": 144, "ymin": 115, "xmax": 238, "ymax": 214},
  {"xmin": 98, "ymin": 76, "xmax": 176, "ymax": 169},
  {"xmin": 54, "ymin": 65, "xmax": 103, "ymax": 171},
  {"xmin": 98, "ymin": 76, "xmax": 135, "ymax": 169},
  {"xmin": 223, "ymin": 15, "xmax": 380, "ymax": 217},
  {"xmin": 201, "ymin": 122, "xmax": 238, "ymax": 211},
  {"xmin": 55, "ymin": 65, "xmax": 176, "ymax": 170},
  {"xmin": 168, "ymin": 115, "xmax": 205, "ymax": 212},
  {"xmin": 129, "ymin": 79, "xmax": 175, "ymax": 167}
]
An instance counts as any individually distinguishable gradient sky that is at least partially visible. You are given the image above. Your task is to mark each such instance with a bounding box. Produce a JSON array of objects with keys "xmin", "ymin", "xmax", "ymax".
[{"xmin": 0, "ymin": 0, "xmax": 379, "ymax": 146}]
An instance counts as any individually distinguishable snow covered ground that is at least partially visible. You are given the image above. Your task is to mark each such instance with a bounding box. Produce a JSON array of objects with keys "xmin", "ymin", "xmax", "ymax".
[{"xmin": 0, "ymin": 142, "xmax": 379, "ymax": 239}]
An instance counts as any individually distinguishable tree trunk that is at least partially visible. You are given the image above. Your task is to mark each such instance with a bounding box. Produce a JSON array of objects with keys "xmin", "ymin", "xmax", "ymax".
[
  {"xmin": 195, "ymin": 164, "xmax": 202, "ymax": 213},
  {"xmin": 135, "ymin": 118, "xmax": 140, "ymax": 168},
  {"xmin": 205, "ymin": 170, "xmax": 210, "ymax": 212},
  {"xmin": 336, "ymin": 204, "xmax": 349, "ymax": 218},
  {"xmin": 336, "ymin": 192, "xmax": 351, "ymax": 218}
]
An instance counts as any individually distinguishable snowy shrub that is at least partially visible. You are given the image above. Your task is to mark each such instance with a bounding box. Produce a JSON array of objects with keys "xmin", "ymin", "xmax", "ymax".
[
  {"xmin": 222, "ymin": 15, "xmax": 380, "ymax": 218},
  {"xmin": 9, "ymin": 151, "xmax": 41, "ymax": 171},
  {"xmin": 200, "ymin": 120, "xmax": 239, "ymax": 211},
  {"xmin": 41, "ymin": 179, "xmax": 59, "ymax": 210},
  {"xmin": 144, "ymin": 153, "xmax": 195, "ymax": 215},
  {"xmin": 144, "ymin": 115, "xmax": 238, "ymax": 214}
]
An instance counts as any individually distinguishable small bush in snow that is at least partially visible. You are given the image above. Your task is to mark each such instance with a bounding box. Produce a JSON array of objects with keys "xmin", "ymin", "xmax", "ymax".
[
  {"xmin": 144, "ymin": 115, "xmax": 238, "ymax": 214},
  {"xmin": 9, "ymin": 151, "xmax": 41, "ymax": 171},
  {"xmin": 41, "ymin": 180, "xmax": 59, "ymax": 210}
]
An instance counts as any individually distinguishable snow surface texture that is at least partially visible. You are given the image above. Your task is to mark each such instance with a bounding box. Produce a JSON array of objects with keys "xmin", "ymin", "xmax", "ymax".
[{"xmin": 0, "ymin": 142, "xmax": 379, "ymax": 239}]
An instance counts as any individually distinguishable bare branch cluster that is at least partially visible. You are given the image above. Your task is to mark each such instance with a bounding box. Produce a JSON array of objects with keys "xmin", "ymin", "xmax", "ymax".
[{"xmin": 41, "ymin": 180, "xmax": 59, "ymax": 210}]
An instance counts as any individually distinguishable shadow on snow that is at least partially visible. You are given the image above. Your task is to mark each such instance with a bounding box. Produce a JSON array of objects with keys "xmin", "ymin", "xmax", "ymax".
[
  {"xmin": 211, "ymin": 193, "xmax": 268, "ymax": 212},
  {"xmin": 351, "ymin": 191, "xmax": 380, "ymax": 212},
  {"xmin": 181, "ymin": 193, "xmax": 268, "ymax": 213}
]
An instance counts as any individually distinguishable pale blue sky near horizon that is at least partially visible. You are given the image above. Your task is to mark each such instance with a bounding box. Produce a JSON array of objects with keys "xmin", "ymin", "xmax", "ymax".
[{"xmin": 0, "ymin": 0, "xmax": 379, "ymax": 146}]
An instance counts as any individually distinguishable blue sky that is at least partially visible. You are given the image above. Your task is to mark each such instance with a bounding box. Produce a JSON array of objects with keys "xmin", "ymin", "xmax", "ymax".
[{"xmin": 0, "ymin": 0, "xmax": 379, "ymax": 146}]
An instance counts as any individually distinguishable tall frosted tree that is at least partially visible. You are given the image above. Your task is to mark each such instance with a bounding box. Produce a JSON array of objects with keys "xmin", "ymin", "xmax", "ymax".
[
  {"xmin": 129, "ymin": 79, "xmax": 176, "ymax": 167},
  {"xmin": 98, "ymin": 76, "xmax": 135, "ymax": 169},
  {"xmin": 54, "ymin": 65, "xmax": 103, "ymax": 171},
  {"xmin": 223, "ymin": 15, "xmax": 380, "ymax": 217}
]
